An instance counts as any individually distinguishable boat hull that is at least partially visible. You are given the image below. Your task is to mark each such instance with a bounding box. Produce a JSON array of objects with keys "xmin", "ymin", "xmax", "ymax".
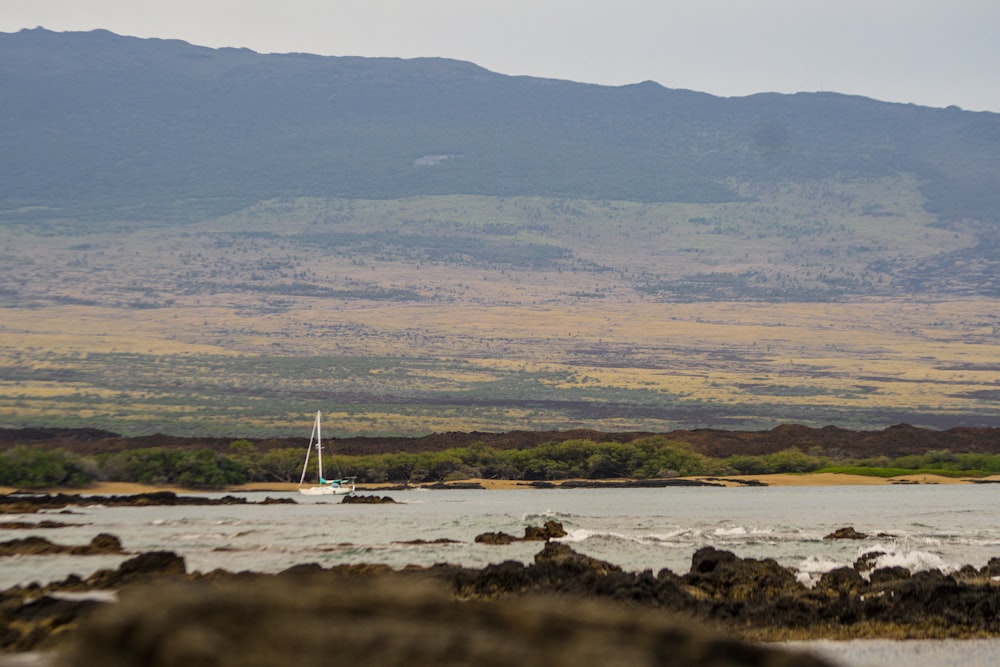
[{"xmin": 298, "ymin": 485, "xmax": 353, "ymax": 496}]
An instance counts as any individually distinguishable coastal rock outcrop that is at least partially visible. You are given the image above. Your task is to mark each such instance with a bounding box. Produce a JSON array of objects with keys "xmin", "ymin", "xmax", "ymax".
[
  {"xmin": 0, "ymin": 533, "xmax": 123, "ymax": 556},
  {"xmin": 0, "ymin": 551, "xmax": 189, "ymax": 652},
  {"xmin": 823, "ymin": 526, "xmax": 868, "ymax": 540},
  {"xmin": 7, "ymin": 540, "xmax": 1000, "ymax": 656},
  {"xmin": 341, "ymin": 494, "xmax": 397, "ymax": 504},
  {"xmin": 0, "ymin": 492, "xmax": 270, "ymax": 515},
  {"xmin": 684, "ymin": 546, "xmax": 801, "ymax": 600},
  {"xmin": 474, "ymin": 520, "xmax": 568, "ymax": 545}
]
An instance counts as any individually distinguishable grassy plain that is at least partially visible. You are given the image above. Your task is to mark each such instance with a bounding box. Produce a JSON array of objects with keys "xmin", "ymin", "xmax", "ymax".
[{"xmin": 1, "ymin": 178, "xmax": 998, "ymax": 436}]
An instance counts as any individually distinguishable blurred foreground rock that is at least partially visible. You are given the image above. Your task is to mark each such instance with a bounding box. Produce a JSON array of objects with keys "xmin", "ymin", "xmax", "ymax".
[{"xmin": 57, "ymin": 576, "xmax": 831, "ymax": 667}]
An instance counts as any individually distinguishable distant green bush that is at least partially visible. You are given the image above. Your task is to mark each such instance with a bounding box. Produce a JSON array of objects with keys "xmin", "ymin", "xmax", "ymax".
[
  {"xmin": 97, "ymin": 447, "xmax": 247, "ymax": 489},
  {"xmin": 3, "ymin": 440, "xmax": 996, "ymax": 490},
  {"xmin": 726, "ymin": 447, "xmax": 828, "ymax": 475},
  {"xmin": 0, "ymin": 447, "xmax": 97, "ymax": 488}
]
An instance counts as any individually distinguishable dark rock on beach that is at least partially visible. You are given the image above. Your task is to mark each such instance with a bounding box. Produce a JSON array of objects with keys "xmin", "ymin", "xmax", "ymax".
[
  {"xmin": 823, "ymin": 526, "xmax": 868, "ymax": 540},
  {"xmin": 0, "ymin": 533, "xmax": 123, "ymax": 556},
  {"xmin": 475, "ymin": 520, "xmax": 567, "ymax": 544},
  {"xmin": 854, "ymin": 551, "xmax": 886, "ymax": 572},
  {"xmin": 0, "ymin": 551, "xmax": 187, "ymax": 652},
  {"xmin": 559, "ymin": 478, "xmax": 724, "ymax": 488},
  {"xmin": 397, "ymin": 538, "xmax": 461, "ymax": 545},
  {"xmin": 257, "ymin": 496, "xmax": 296, "ymax": 504},
  {"xmin": 685, "ymin": 546, "xmax": 802, "ymax": 600},
  {"xmin": 422, "ymin": 481, "xmax": 486, "ymax": 490},
  {"xmin": 523, "ymin": 520, "xmax": 569, "ymax": 541},
  {"xmin": 0, "ymin": 520, "xmax": 77, "ymax": 530},
  {"xmin": 869, "ymin": 566, "xmax": 911, "ymax": 585},
  {"xmin": 474, "ymin": 531, "xmax": 517, "ymax": 545},
  {"xmin": 0, "ymin": 492, "xmax": 265, "ymax": 515},
  {"xmin": 341, "ymin": 494, "xmax": 397, "ymax": 504}
]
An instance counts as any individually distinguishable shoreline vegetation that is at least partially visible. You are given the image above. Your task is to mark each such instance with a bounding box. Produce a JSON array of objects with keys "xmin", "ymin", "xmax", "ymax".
[{"xmin": 7, "ymin": 425, "xmax": 1000, "ymax": 492}]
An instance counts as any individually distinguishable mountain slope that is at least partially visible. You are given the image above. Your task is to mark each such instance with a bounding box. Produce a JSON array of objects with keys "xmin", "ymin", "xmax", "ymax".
[
  {"xmin": 2, "ymin": 29, "xmax": 1000, "ymax": 436},
  {"xmin": 1, "ymin": 27, "xmax": 998, "ymax": 224}
]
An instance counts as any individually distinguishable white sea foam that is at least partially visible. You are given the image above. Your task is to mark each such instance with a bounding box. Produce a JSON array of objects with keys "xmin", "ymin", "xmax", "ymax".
[
  {"xmin": 795, "ymin": 555, "xmax": 847, "ymax": 587},
  {"xmin": 522, "ymin": 509, "xmax": 580, "ymax": 522},
  {"xmin": 867, "ymin": 549, "xmax": 957, "ymax": 575}
]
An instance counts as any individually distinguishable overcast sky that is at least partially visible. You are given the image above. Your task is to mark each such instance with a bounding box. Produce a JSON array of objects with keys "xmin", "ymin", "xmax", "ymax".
[{"xmin": 4, "ymin": 0, "xmax": 998, "ymax": 112}]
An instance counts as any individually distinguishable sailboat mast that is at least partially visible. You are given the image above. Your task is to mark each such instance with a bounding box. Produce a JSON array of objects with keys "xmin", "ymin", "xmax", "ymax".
[
  {"xmin": 298, "ymin": 410, "xmax": 320, "ymax": 486},
  {"xmin": 315, "ymin": 410, "xmax": 323, "ymax": 482}
]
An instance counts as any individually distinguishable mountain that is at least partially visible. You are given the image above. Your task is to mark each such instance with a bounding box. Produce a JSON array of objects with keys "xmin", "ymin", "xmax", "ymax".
[
  {"xmin": 2, "ymin": 28, "xmax": 1000, "ymax": 436},
  {"xmin": 1, "ymin": 28, "xmax": 998, "ymax": 223}
]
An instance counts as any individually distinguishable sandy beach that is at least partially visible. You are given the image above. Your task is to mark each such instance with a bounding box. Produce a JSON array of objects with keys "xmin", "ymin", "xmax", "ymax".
[{"xmin": 4, "ymin": 472, "xmax": 999, "ymax": 496}]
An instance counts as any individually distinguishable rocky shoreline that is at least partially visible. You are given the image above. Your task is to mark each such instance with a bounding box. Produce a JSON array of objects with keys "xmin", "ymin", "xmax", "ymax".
[
  {"xmin": 0, "ymin": 491, "xmax": 295, "ymax": 515},
  {"xmin": 3, "ymin": 491, "xmax": 1000, "ymax": 665},
  {"xmin": 3, "ymin": 517, "xmax": 1000, "ymax": 663}
]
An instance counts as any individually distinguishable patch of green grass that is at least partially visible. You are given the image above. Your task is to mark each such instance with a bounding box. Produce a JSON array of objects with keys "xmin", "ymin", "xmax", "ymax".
[{"xmin": 816, "ymin": 466, "xmax": 987, "ymax": 479}]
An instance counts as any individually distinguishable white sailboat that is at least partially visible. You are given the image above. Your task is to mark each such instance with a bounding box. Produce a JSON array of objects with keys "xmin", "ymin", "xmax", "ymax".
[{"xmin": 297, "ymin": 411, "xmax": 355, "ymax": 496}]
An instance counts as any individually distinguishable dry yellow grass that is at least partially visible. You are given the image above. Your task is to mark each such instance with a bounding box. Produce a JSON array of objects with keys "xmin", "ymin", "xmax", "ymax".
[{"xmin": 2, "ymin": 184, "xmax": 998, "ymax": 435}]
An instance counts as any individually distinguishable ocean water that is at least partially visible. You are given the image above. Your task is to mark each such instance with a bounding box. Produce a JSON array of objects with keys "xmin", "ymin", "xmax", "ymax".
[
  {"xmin": 3, "ymin": 484, "xmax": 1000, "ymax": 666},
  {"xmin": 3, "ymin": 484, "xmax": 1000, "ymax": 589}
]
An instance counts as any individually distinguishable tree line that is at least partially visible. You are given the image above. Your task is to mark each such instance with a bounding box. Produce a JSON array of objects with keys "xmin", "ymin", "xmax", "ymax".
[{"xmin": 2, "ymin": 437, "xmax": 999, "ymax": 490}]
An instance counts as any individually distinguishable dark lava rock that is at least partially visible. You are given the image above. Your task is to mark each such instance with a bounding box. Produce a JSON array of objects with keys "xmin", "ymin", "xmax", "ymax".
[
  {"xmin": 869, "ymin": 566, "xmax": 911, "ymax": 586},
  {"xmin": 534, "ymin": 541, "xmax": 622, "ymax": 575},
  {"xmin": 77, "ymin": 533, "xmax": 123, "ymax": 554},
  {"xmin": 474, "ymin": 531, "xmax": 517, "ymax": 545},
  {"xmin": 0, "ymin": 533, "xmax": 123, "ymax": 556},
  {"xmin": 559, "ymin": 478, "xmax": 724, "ymax": 488},
  {"xmin": 690, "ymin": 546, "xmax": 740, "ymax": 574},
  {"xmin": 258, "ymin": 497, "xmax": 296, "ymax": 504},
  {"xmin": 58, "ymin": 575, "xmax": 834, "ymax": 667},
  {"xmin": 341, "ymin": 494, "xmax": 397, "ymax": 504},
  {"xmin": 824, "ymin": 526, "xmax": 868, "ymax": 540},
  {"xmin": 0, "ymin": 520, "xmax": 75, "ymax": 529},
  {"xmin": 86, "ymin": 551, "xmax": 186, "ymax": 589},
  {"xmin": 684, "ymin": 547, "xmax": 800, "ymax": 600},
  {"xmin": 818, "ymin": 567, "xmax": 866, "ymax": 594},
  {"xmin": 0, "ymin": 595, "xmax": 103, "ymax": 652},
  {"xmin": 423, "ymin": 482, "xmax": 486, "ymax": 490},
  {"xmin": 522, "ymin": 520, "xmax": 568, "ymax": 541},
  {"xmin": 397, "ymin": 538, "xmax": 461, "ymax": 545},
  {"xmin": 475, "ymin": 521, "xmax": 568, "ymax": 545},
  {"xmin": 0, "ymin": 536, "xmax": 62, "ymax": 556},
  {"xmin": 981, "ymin": 557, "xmax": 1000, "ymax": 578},
  {"xmin": 854, "ymin": 551, "xmax": 886, "ymax": 572},
  {"xmin": 278, "ymin": 563, "xmax": 325, "ymax": 578},
  {"xmin": 0, "ymin": 491, "xmax": 259, "ymax": 515}
]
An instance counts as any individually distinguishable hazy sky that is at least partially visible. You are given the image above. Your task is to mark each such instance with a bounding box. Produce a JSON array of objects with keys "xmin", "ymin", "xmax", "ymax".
[{"xmin": 4, "ymin": 0, "xmax": 999, "ymax": 112}]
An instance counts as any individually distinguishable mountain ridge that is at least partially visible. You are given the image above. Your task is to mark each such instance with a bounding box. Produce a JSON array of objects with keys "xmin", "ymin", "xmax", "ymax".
[{"xmin": 2, "ymin": 27, "xmax": 998, "ymax": 223}]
